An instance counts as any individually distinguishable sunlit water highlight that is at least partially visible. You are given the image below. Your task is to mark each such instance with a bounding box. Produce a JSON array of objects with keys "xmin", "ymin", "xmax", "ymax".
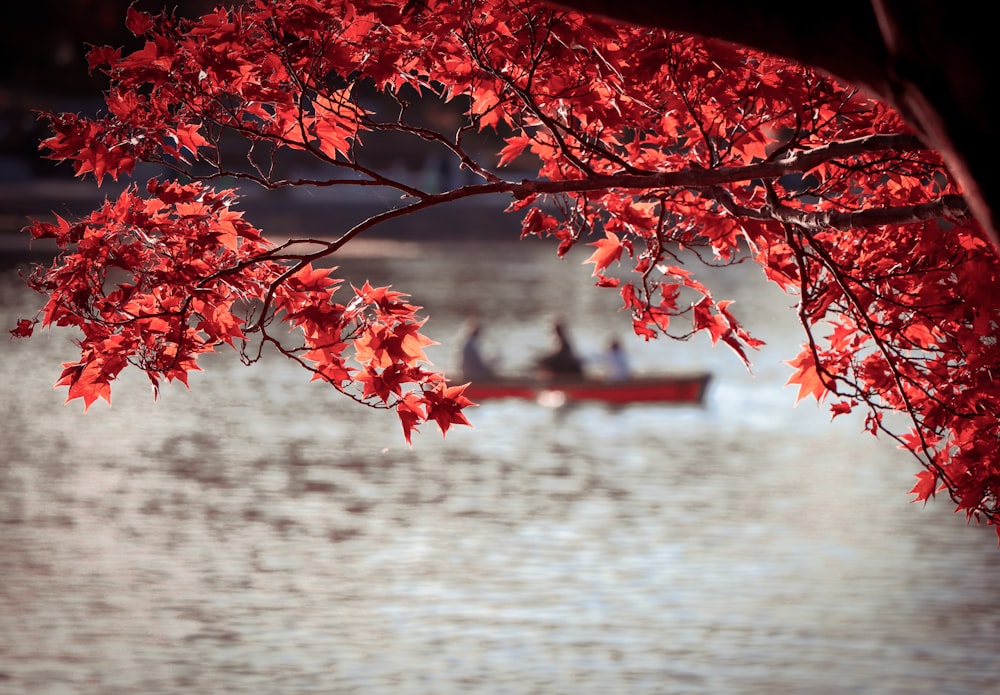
[{"xmin": 2, "ymin": 240, "xmax": 999, "ymax": 694}]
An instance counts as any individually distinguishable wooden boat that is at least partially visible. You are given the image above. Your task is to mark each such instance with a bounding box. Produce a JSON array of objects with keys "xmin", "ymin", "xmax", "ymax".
[{"xmin": 461, "ymin": 371, "xmax": 712, "ymax": 405}]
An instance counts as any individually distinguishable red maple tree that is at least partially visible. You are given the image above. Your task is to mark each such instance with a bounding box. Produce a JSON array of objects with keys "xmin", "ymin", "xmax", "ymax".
[{"xmin": 11, "ymin": 0, "xmax": 1000, "ymax": 537}]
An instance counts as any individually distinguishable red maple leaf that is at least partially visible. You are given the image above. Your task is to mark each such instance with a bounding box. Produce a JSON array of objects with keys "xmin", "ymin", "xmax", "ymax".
[
  {"xmin": 584, "ymin": 230, "xmax": 623, "ymax": 275},
  {"xmin": 396, "ymin": 391, "xmax": 426, "ymax": 445},
  {"xmin": 9, "ymin": 318, "xmax": 35, "ymax": 338},
  {"xmin": 784, "ymin": 348, "xmax": 829, "ymax": 404},
  {"xmin": 422, "ymin": 382, "xmax": 474, "ymax": 436},
  {"xmin": 909, "ymin": 469, "xmax": 939, "ymax": 504}
]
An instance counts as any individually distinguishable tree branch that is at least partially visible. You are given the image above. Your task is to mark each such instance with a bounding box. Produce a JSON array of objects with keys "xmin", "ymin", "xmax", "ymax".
[{"xmin": 715, "ymin": 191, "xmax": 970, "ymax": 232}]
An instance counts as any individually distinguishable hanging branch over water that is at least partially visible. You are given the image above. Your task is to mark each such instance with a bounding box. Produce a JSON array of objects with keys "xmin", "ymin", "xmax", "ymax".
[{"xmin": 12, "ymin": 0, "xmax": 1000, "ymax": 537}]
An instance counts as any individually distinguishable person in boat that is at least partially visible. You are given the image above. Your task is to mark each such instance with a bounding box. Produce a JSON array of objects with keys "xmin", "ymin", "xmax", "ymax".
[
  {"xmin": 536, "ymin": 321, "xmax": 585, "ymax": 380},
  {"xmin": 600, "ymin": 338, "xmax": 630, "ymax": 382},
  {"xmin": 457, "ymin": 320, "xmax": 497, "ymax": 381}
]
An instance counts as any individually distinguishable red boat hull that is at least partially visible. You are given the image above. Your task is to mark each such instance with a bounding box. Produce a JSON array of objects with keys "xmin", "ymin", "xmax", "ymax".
[{"xmin": 462, "ymin": 372, "xmax": 711, "ymax": 405}]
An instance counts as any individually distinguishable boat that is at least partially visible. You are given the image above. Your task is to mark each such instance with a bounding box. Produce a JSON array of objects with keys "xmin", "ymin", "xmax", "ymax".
[{"xmin": 461, "ymin": 371, "xmax": 712, "ymax": 405}]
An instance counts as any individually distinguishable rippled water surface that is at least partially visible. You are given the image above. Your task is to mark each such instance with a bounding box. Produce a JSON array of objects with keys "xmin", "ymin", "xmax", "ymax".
[{"xmin": 2, "ymin": 239, "xmax": 1000, "ymax": 694}]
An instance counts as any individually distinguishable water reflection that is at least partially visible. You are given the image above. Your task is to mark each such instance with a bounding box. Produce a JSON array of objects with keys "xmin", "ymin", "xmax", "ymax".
[{"xmin": 2, "ymin": 242, "xmax": 1000, "ymax": 694}]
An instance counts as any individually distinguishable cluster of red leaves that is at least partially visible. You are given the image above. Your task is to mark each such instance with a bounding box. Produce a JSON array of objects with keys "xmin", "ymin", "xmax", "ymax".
[
  {"xmin": 17, "ymin": 178, "xmax": 470, "ymax": 442},
  {"xmin": 13, "ymin": 0, "xmax": 1000, "ymax": 534}
]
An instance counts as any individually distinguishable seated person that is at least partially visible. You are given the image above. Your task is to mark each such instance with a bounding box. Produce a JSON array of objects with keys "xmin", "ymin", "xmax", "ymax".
[
  {"xmin": 601, "ymin": 338, "xmax": 630, "ymax": 382},
  {"xmin": 458, "ymin": 320, "xmax": 496, "ymax": 381},
  {"xmin": 536, "ymin": 322, "xmax": 584, "ymax": 380}
]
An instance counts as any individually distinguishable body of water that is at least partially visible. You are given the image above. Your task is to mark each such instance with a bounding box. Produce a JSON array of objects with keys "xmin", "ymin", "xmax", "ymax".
[{"xmin": 2, "ymin": 237, "xmax": 999, "ymax": 694}]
